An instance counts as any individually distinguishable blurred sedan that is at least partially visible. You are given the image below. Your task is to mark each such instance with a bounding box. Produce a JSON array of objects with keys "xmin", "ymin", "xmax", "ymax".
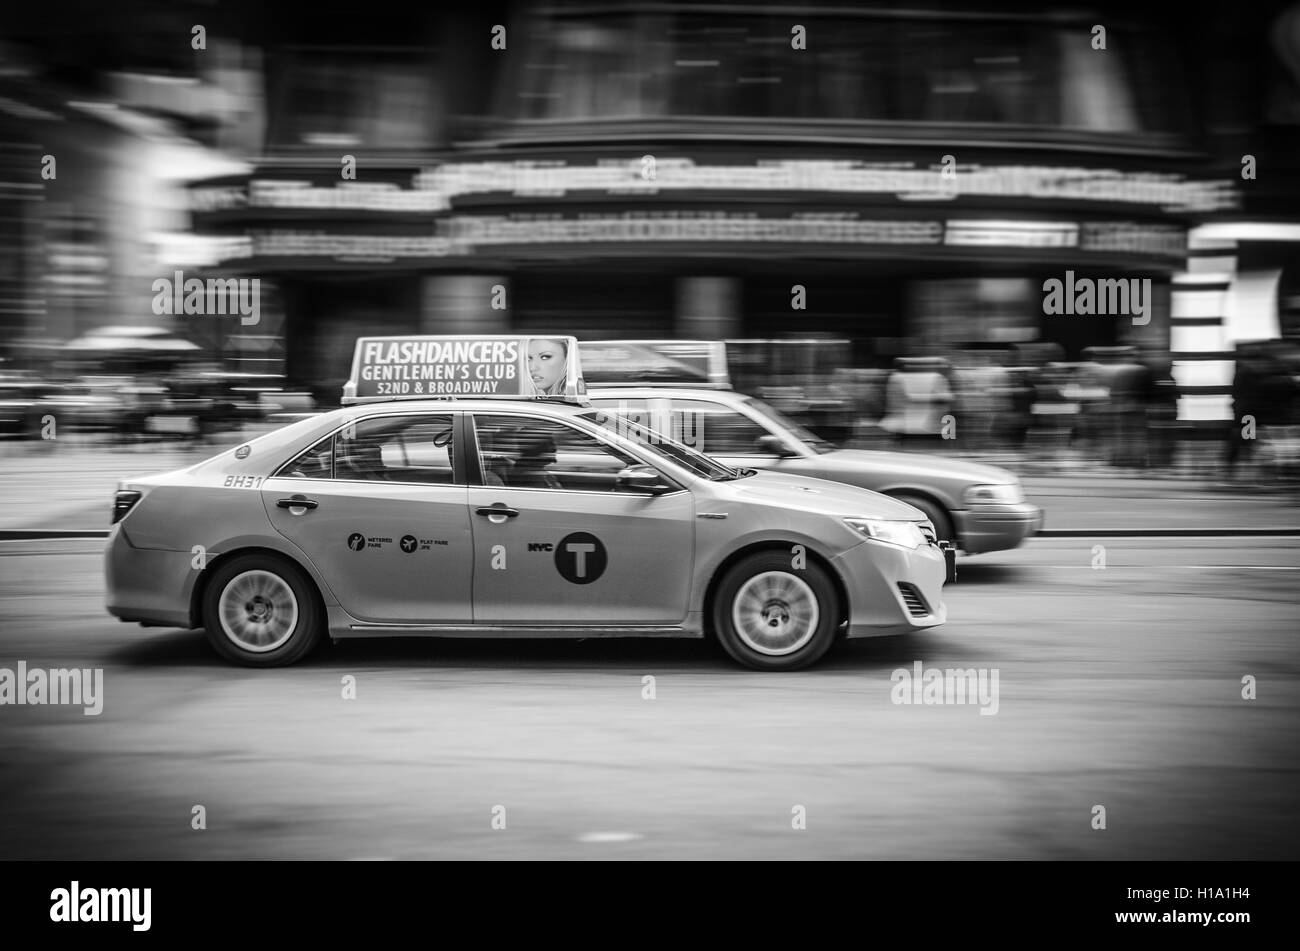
[
  {"xmin": 0, "ymin": 379, "xmax": 60, "ymax": 439},
  {"xmin": 588, "ymin": 386, "xmax": 1043, "ymax": 554}
]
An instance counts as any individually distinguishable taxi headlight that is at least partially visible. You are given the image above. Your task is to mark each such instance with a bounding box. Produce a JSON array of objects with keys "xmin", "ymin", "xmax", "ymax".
[
  {"xmin": 844, "ymin": 518, "xmax": 926, "ymax": 549},
  {"xmin": 963, "ymin": 483, "xmax": 1024, "ymax": 505}
]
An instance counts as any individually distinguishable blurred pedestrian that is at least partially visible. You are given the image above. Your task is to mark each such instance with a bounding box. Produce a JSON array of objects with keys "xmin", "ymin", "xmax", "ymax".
[
  {"xmin": 1225, "ymin": 346, "xmax": 1267, "ymax": 480},
  {"xmin": 1143, "ymin": 358, "xmax": 1178, "ymax": 470},
  {"xmin": 950, "ymin": 350, "xmax": 1007, "ymax": 453},
  {"xmin": 879, "ymin": 357, "xmax": 953, "ymax": 449}
]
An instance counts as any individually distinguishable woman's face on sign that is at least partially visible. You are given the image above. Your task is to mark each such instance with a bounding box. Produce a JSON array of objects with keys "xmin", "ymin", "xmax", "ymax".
[{"xmin": 528, "ymin": 339, "xmax": 566, "ymax": 392}]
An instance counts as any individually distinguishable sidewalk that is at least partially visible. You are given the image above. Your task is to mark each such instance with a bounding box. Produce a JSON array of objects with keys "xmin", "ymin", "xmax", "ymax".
[
  {"xmin": 0, "ymin": 437, "xmax": 221, "ymax": 532},
  {"xmin": 1, "ymin": 437, "xmax": 1297, "ymax": 534}
]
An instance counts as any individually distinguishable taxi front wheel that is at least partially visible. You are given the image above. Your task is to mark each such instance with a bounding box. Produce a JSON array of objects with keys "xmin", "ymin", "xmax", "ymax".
[
  {"xmin": 201, "ymin": 554, "xmax": 323, "ymax": 667},
  {"xmin": 712, "ymin": 553, "xmax": 840, "ymax": 671}
]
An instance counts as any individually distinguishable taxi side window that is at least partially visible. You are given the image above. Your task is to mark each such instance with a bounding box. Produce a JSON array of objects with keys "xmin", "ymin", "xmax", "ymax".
[
  {"xmin": 474, "ymin": 414, "xmax": 642, "ymax": 492},
  {"xmin": 334, "ymin": 415, "xmax": 457, "ymax": 485},
  {"xmin": 277, "ymin": 435, "xmax": 334, "ymax": 479}
]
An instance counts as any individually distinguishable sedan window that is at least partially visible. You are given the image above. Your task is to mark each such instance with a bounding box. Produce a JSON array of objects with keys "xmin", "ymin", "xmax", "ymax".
[
  {"xmin": 668, "ymin": 399, "xmax": 777, "ymax": 456},
  {"xmin": 588, "ymin": 397, "xmax": 780, "ymax": 458},
  {"xmin": 742, "ymin": 398, "xmax": 836, "ymax": 454},
  {"xmin": 579, "ymin": 405, "xmax": 738, "ymax": 480}
]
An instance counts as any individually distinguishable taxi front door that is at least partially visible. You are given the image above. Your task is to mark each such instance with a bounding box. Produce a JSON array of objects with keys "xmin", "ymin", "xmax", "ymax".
[{"xmin": 467, "ymin": 412, "xmax": 694, "ymax": 626}]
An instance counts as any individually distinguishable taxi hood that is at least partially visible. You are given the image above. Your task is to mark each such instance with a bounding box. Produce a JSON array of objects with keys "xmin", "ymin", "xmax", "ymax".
[{"xmin": 713, "ymin": 470, "xmax": 927, "ymax": 520}]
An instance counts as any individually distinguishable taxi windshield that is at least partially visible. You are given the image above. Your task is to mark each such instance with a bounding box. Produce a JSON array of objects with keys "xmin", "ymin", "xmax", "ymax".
[{"xmin": 579, "ymin": 409, "xmax": 742, "ymax": 480}]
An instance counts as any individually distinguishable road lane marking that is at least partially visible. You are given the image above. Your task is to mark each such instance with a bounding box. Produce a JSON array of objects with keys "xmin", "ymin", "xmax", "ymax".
[
  {"xmin": 968, "ymin": 564, "xmax": 1300, "ymax": 570},
  {"xmin": 577, "ymin": 832, "xmax": 643, "ymax": 843},
  {"xmin": 1179, "ymin": 565, "xmax": 1300, "ymax": 570}
]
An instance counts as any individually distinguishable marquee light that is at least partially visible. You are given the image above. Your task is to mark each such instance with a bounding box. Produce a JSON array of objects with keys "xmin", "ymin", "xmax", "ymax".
[{"xmin": 191, "ymin": 159, "xmax": 1236, "ymax": 215}]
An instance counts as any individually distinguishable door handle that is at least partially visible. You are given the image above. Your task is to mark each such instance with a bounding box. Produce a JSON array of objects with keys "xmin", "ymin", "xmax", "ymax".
[
  {"xmin": 276, "ymin": 495, "xmax": 319, "ymax": 511},
  {"xmin": 476, "ymin": 503, "xmax": 519, "ymax": 523}
]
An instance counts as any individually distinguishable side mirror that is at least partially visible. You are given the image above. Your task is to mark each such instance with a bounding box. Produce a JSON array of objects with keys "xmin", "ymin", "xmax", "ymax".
[
  {"xmin": 615, "ymin": 464, "xmax": 671, "ymax": 494},
  {"xmin": 756, "ymin": 434, "xmax": 796, "ymax": 458}
]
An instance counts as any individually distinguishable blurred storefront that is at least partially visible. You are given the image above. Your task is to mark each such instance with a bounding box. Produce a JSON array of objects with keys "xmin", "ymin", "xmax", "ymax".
[{"xmin": 1163, "ymin": 2, "xmax": 1300, "ymax": 436}]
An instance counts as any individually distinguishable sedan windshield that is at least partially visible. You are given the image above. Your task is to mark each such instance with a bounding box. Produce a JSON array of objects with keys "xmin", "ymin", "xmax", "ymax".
[
  {"xmin": 743, "ymin": 397, "xmax": 836, "ymax": 454},
  {"xmin": 578, "ymin": 409, "xmax": 742, "ymax": 480}
]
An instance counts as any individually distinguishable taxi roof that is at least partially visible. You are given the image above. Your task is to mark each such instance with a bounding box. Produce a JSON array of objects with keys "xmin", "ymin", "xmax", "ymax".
[{"xmin": 337, "ymin": 397, "xmax": 596, "ymax": 416}]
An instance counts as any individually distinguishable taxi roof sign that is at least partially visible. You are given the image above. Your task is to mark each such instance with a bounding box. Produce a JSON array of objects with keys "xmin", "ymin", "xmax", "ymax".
[
  {"xmin": 579, "ymin": 340, "xmax": 730, "ymax": 389},
  {"xmin": 342, "ymin": 335, "xmax": 587, "ymax": 405}
]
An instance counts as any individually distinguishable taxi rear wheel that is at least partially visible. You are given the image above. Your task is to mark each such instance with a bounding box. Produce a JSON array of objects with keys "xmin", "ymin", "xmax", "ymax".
[
  {"xmin": 712, "ymin": 553, "xmax": 839, "ymax": 671},
  {"xmin": 201, "ymin": 554, "xmax": 322, "ymax": 667}
]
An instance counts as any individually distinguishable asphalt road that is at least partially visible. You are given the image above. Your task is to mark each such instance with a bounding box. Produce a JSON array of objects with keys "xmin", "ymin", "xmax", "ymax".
[{"xmin": 0, "ymin": 536, "xmax": 1296, "ymax": 859}]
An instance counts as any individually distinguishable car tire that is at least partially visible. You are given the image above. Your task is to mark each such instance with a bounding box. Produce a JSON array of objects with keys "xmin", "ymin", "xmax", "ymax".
[
  {"xmin": 890, "ymin": 493, "xmax": 954, "ymax": 548},
  {"xmin": 711, "ymin": 552, "xmax": 841, "ymax": 671},
  {"xmin": 201, "ymin": 554, "xmax": 322, "ymax": 667}
]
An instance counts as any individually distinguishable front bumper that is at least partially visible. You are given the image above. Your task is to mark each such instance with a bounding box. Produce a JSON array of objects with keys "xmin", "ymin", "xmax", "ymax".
[
  {"xmin": 831, "ymin": 538, "xmax": 948, "ymax": 638},
  {"xmin": 954, "ymin": 503, "xmax": 1043, "ymax": 554}
]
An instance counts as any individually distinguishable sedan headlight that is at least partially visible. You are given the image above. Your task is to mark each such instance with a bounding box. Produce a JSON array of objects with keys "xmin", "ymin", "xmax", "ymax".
[
  {"xmin": 844, "ymin": 518, "xmax": 927, "ymax": 549},
  {"xmin": 963, "ymin": 483, "xmax": 1024, "ymax": 505}
]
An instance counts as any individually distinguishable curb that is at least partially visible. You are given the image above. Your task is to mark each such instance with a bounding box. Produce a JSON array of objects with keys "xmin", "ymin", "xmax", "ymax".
[{"xmin": 0, "ymin": 530, "xmax": 110, "ymax": 540}]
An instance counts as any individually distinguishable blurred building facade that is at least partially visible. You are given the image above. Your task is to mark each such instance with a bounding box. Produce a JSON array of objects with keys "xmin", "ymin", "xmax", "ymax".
[
  {"xmin": 179, "ymin": 0, "xmax": 1287, "ymax": 407},
  {"xmin": 6, "ymin": 0, "xmax": 1299, "ymax": 430}
]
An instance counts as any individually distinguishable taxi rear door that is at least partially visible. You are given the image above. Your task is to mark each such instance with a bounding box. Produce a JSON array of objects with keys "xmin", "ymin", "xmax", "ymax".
[
  {"xmin": 467, "ymin": 411, "xmax": 694, "ymax": 626},
  {"xmin": 261, "ymin": 412, "xmax": 473, "ymax": 624}
]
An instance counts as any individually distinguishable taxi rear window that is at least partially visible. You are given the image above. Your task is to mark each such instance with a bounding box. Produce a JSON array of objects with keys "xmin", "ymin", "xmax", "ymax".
[
  {"xmin": 277, "ymin": 435, "xmax": 334, "ymax": 479},
  {"xmin": 277, "ymin": 415, "xmax": 460, "ymax": 485}
]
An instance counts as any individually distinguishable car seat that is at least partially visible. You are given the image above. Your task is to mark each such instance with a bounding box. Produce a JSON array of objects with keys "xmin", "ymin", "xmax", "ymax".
[
  {"xmin": 475, "ymin": 427, "xmax": 509, "ymax": 486},
  {"xmin": 338, "ymin": 442, "xmax": 388, "ymax": 481}
]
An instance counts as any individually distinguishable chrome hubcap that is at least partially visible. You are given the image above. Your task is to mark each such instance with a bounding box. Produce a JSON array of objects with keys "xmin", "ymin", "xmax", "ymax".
[
  {"xmin": 219, "ymin": 570, "xmax": 298, "ymax": 653},
  {"xmin": 732, "ymin": 571, "xmax": 819, "ymax": 656}
]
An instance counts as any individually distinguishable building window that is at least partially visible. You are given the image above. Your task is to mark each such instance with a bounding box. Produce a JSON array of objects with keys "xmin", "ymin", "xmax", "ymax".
[
  {"xmin": 509, "ymin": 9, "xmax": 1185, "ymax": 135},
  {"xmin": 269, "ymin": 48, "xmax": 440, "ymax": 150}
]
